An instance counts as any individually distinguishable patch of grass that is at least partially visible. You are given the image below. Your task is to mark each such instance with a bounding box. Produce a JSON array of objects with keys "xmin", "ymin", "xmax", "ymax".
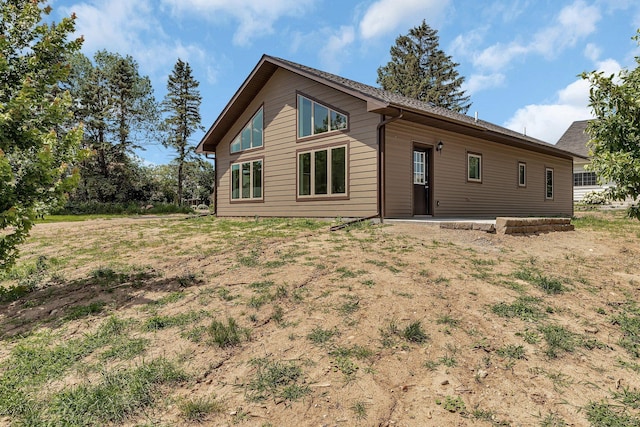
[
  {"xmin": 539, "ymin": 324, "xmax": 579, "ymax": 359},
  {"xmin": 49, "ymin": 358, "xmax": 186, "ymax": 425},
  {"xmin": 100, "ymin": 338, "xmax": 149, "ymax": 361},
  {"xmin": 491, "ymin": 296, "xmax": 544, "ymax": 321},
  {"xmin": 612, "ymin": 312, "xmax": 640, "ymax": 357},
  {"xmin": 436, "ymin": 395, "xmax": 466, "ymax": 414},
  {"xmin": 338, "ymin": 295, "xmax": 360, "ymax": 315},
  {"xmin": 64, "ymin": 301, "xmax": 106, "ymax": 320},
  {"xmin": 612, "ymin": 386, "xmax": 640, "ymax": 409},
  {"xmin": 329, "ymin": 345, "xmax": 374, "ymax": 360},
  {"xmin": 538, "ymin": 411, "xmax": 567, "ymax": 427},
  {"xmin": 238, "ymin": 249, "xmax": 260, "ymax": 267},
  {"xmin": 352, "ymin": 401, "xmax": 367, "ymax": 420},
  {"xmin": 336, "ymin": 267, "xmax": 364, "ymax": 278},
  {"xmin": 496, "ymin": 344, "xmax": 526, "ymax": 360},
  {"xmin": 178, "ymin": 395, "xmax": 225, "ymax": 422},
  {"xmin": 207, "ymin": 317, "xmax": 250, "ymax": 348},
  {"xmin": 247, "ymin": 358, "xmax": 310, "ymax": 402},
  {"xmin": 439, "ymin": 355, "xmax": 457, "ymax": 367},
  {"xmin": 436, "ymin": 314, "xmax": 460, "ymax": 328},
  {"xmin": 514, "ymin": 267, "xmax": 565, "ymax": 295},
  {"xmin": 361, "ymin": 279, "xmax": 375, "ymax": 287},
  {"xmin": 217, "ymin": 287, "xmax": 236, "ymax": 301},
  {"xmin": 150, "ymin": 291, "xmax": 185, "ymax": 306},
  {"xmin": 403, "ymin": 321, "xmax": 429, "ymax": 343},
  {"xmin": 271, "ymin": 305, "xmax": 285, "ymax": 324},
  {"xmin": 307, "ymin": 326, "xmax": 339, "ymax": 346},
  {"xmin": 144, "ymin": 311, "xmax": 206, "ymax": 331},
  {"xmin": 332, "ymin": 356, "xmax": 359, "ymax": 381},
  {"xmin": 365, "ymin": 259, "xmax": 401, "ymax": 273},
  {"xmin": 585, "ymin": 401, "xmax": 640, "ymax": 426}
]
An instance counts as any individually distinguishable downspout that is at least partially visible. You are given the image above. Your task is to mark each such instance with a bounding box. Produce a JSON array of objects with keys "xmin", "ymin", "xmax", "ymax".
[{"xmin": 376, "ymin": 111, "xmax": 403, "ymax": 223}]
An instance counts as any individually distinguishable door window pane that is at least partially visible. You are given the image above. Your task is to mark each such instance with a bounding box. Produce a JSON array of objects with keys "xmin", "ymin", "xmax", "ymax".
[
  {"xmin": 331, "ymin": 147, "xmax": 346, "ymax": 194},
  {"xmin": 414, "ymin": 151, "xmax": 425, "ymax": 184}
]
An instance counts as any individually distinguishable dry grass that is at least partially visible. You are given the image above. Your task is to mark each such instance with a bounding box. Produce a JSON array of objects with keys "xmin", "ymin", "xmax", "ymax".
[{"xmin": 1, "ymin": 211, "xmax": 640, "ymax": 426}]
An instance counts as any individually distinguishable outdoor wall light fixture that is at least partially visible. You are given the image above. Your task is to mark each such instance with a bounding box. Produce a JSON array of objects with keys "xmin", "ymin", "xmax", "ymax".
[{"xmin": 436, "ymin": 141, "xmax": 444, "ymax": 151}]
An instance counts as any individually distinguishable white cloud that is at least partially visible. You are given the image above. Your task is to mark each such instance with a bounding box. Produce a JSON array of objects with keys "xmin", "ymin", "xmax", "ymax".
[
  {"xmin": 584, "ymin": 43, "xmax": 602, "ymax": 61},
  {"xmin": 504, "ymin": 58, "xmax": 622, "ymax": 144},
  {"xmin": 319, "ymin": 26, "xmax": 356, "ymax": 73},
  {"xmin": 463, "ymin": 73, "xmax": 505, "ymax": 95},
  {"xmin": 359, "ymin": 0, "xmax": 450, "ymax": 39},
  {"xmin": 161, "ymin": 0, "xmax": 314, "ymax": 46},
  {"xmin": 470, "ymin": 0, "xmax": 601, "ymax": 72},
  {"xmin": 62, "ymin": 0, "xmax": 159, "ymax": 54}
]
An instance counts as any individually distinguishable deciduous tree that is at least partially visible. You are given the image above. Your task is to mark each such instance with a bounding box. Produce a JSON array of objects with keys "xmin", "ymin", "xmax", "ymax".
[
  {"xmin": 582, "ymin": 30, "xmax": 640, "ymax": 218},
  {"xmin": 0, "ymin": 0, "xmax": 84, "ymax": 269},
  {"xmin": 377, "ymin": 20, "xmax": 471, "ymax": 114}
]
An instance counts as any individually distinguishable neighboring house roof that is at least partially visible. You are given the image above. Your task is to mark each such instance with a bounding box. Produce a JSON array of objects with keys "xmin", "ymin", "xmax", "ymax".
[
  {"xmin": 197, "ymin": 55, "xmax": 575, "ymax": 160},
  {"xmin": 555, "ymin": 120, "xmax": 591, "ymax": 158}
]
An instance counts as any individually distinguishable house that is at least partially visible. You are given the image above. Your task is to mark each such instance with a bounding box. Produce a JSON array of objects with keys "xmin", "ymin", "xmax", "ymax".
[
  {"xmin": 555, "ymin": 120, "xmax": 611, "ymax": 202},
  {"xmin": 196, "ymin": 55, "xmax": 575, "ymax": 219}
]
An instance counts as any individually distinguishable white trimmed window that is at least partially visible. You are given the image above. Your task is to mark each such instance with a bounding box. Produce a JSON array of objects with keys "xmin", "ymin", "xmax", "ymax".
[
  {"xmin": 298, "ymin": 145, "xmax": 347, "ymax": 197},
  {"xmin": 467, "ymin": 153, "xmax": 482, "ymax": 182},
  {"xmin": 545, "ymin": 168, "xmax": 554, "ymax": 199},
  {"xmin": 231, "ymin": 159, "xmax": 263, "ymax": 200},
  {"xmin": 230, "ymin": 107, "xmax": 263, "ymax": 153},
  {"xmin": 518, "ymin": 162, "xmax": 526, "ymax": 187},
  {"xmin": 297, "ymin": 95, "xmax": 348, "ymax": 138},
  {"xmin": 574, "ymin": 172, "xmax": 597, "ymax": 186}
]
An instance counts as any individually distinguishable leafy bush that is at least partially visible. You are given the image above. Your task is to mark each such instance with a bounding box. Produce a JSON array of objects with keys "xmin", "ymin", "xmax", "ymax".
[{"xmin": 581, "ymin": 191, "xmax": 609, "ymax": 205}]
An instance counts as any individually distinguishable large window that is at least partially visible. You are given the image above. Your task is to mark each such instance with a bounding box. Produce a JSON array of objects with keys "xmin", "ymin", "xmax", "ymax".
[
  {"xmin": 230, "ymin": 107, "xmax": 263, "ymax": 153},
  {"xmin": 518, "ymin": 162, "xmax": 526, "ymax": 187},
  {"xmin": 297, "ymin": 94, "xmax": 348, "ymax": 138},
  {"xmin": 467, "ymin": 153, "xmax": 482, "ymax": 183},
  {"xmin": 574, "ymin": 172, "xmax": 597, "ymax": 186},
  {"xmin": 231, "ymin": 159, "xmax": 263, "ymax": 201},
  {"xmin": 298, "ymin": 145, "xmax": 347, "ymax": 198},
  {"xmin": 546, "ymin": 168, "xmax": 554, "ymax": 200}
]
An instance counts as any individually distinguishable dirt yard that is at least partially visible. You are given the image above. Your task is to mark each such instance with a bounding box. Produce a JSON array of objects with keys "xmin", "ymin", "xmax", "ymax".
[{"xmin": 1, "ymin": 211, "xmax": 639, "ymax": 426}]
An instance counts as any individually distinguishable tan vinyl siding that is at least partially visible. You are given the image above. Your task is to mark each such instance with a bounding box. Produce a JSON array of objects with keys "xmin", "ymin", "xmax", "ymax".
[
  {"xmin": 385, "ymin": 120, "xmax": 573, "ymax": 218},
  {"xmin": 216, "ymin": 68, "xmax": 379, "ymax": 218}
]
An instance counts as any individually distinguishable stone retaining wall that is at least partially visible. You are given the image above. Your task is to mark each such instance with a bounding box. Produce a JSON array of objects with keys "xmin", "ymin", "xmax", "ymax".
[{"xmin": 495, "ymin": 217, "xmax": 574, "ymax": 235}]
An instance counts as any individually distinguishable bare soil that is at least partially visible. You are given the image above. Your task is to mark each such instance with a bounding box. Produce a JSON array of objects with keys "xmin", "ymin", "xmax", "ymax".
[{"xmin": 1, "ymin": 212, "xmax": 640, "ymax": 426}]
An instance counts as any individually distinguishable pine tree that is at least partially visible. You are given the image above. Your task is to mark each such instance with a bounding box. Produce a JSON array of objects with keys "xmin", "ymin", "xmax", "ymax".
[
  {"xmin": 377, "ymin": 20, "xmax": 471, "ymax": 114},
  {"xmin": 66, "ymin": 51, "xmax": 159, "ymax": 203},
  {"xmin": 162, "ymin": 59, "xmax": 203, "ymax": 205}
]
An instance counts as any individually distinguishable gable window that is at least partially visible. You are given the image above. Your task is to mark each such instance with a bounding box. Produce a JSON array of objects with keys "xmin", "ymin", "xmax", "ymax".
[
  {"xmin": 230, "ymin": 107, "xmax": 263, "ymax": 153},
  {"xmin": 297, "ymin": 94, "xmax": 348, "ymax": 138},
  {"xmin": 518, "ymin": 162, "xmax": 526, "ymax": 187},
  {"xmin": 467, "ymin": 152, "xmax": 482, "ymax": 183},
  {"xmin": 298, "ymin": 145, "xmax": 347, "ymax": 198},
  {"xmin": 574, "ymin": 171, "xmax": 597, "ymax": 186},
  {"xmin": 231, "ymin": 159, "xmax": 263, "ymax": 201},
  {"xmin": 545, "ymin": 168, "xmax": 554, "ymax": 199}
]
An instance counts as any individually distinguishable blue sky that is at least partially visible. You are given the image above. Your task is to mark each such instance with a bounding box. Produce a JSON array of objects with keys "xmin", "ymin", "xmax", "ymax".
[{"xmin": 51, "ymin": 0, "xmax": 640, "ymax": 165}]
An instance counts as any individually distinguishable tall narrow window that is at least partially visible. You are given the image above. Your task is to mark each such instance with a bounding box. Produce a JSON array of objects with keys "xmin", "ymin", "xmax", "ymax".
[
  {"xmin": 297, "ymin": 94, "xmax": 348, "ymax": 138},
  {"xmin": 546, "ymin": 168, "xmax": 554, "ymax": 199},
  {"xmin": 230, "ymin": 107, "xmax": 263, "ymax": 153},
  {"xmin": 518, "ymin": 162, "xmax": 526, "ymax": 187},
  {"xmin": 467, "ymin": 153, "xmax": 482, "ymax": 183},
  {"xmin": 231, "ymin": 159, "xmax": 263, "ymax": 201},
  {"xmin": 297, "ymin": 145, "xmax": 348, "ymax": 198}
]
